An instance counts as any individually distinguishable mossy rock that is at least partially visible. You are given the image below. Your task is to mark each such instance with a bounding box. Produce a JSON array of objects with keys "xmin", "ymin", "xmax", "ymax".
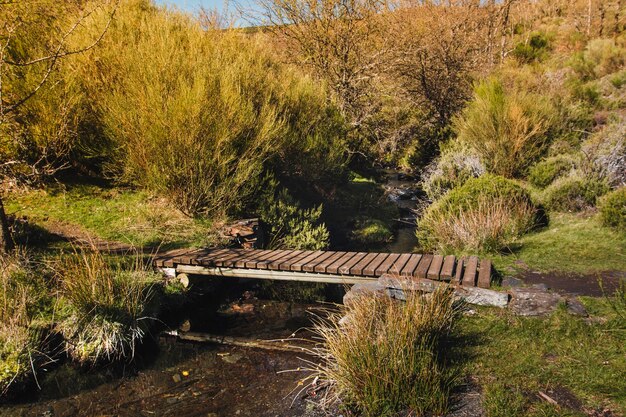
[{"xmin": 352, "ymin": 219, "xmax": 393, "ymax": 245}]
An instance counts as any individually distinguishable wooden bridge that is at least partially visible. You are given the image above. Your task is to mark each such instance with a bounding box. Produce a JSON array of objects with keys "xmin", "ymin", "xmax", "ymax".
[{"xmin": 154, "ymin": 248, "xmax": 494, "ymax": 289}]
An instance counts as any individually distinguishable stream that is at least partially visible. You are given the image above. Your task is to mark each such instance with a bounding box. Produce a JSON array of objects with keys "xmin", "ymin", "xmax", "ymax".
[{"xmin": 0, "ymin": 171, "xmax": 423, "ymax": 417}]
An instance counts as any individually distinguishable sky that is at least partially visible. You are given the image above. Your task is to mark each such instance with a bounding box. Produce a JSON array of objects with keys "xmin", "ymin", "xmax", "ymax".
[{"xmin": 156, "ymin": 0, "xmax": 240, "ymax": 13}]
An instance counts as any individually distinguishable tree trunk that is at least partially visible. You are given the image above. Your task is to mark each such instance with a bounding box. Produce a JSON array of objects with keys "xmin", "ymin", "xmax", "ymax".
[{"xmin": 0, "ymin": 196, "xmax": 13, "ymax": 254}]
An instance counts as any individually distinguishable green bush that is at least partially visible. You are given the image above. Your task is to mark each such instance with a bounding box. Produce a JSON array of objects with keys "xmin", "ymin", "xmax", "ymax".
[
  {"xmin": 260, "ymin": 188, "xmax": 330, "ymax": 250},
  {"xmin": 527, "ymin": 155, "xmax": 575, "ymax": 188},
  {"xmin": 543, "ymin": 175, "xmax": 609, "ymax": 212},
  {"xmin": 512, "ymin": 32, "xmax": 550, "ymax": 64},
  {"xmin": 417, "ymin": 175, "xmax": 540, "ymax": 253},
  {"xmin": 599, "ymin": 188, "xmax": 626, "ymax": 232},
  {"xmin": 454, "ymin": 78, "xmax": 555, "ymax": 178},
  {"xmin": 570, "ymin": 38, "xmax": 626, "ymax": 81}
]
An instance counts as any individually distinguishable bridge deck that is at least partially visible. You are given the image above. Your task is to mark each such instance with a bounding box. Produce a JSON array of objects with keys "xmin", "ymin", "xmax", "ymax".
[{"xmin": 154, "ymin": 248, "xmax": 493, "ymax": 288}]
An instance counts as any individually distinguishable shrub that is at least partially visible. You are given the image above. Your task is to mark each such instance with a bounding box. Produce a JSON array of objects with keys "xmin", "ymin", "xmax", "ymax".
[
  {"xmin": 599, "ymin": 188, "xmax": 626, "ymax": 232},
  {"xmin": 417, "ymin": 175, "xmax": 540, "ymax": 253},
  {"xmin": 512, "ymin": 32, "xmax": 550, "ymax": 64},
  {"xmin": 543, "ymin": 175, "xmax": 609, "ymax": 212},
  {"xmin": 54, "ymin": 249, "xmax": 160, "ymax": 364},
  {"xmin": 421, "ymin": 143, "xmax": 485, "ymax": 201},
  {"xmin": 309, "ymin": 287, "xmax": 460, "ymax": 416},
  {"xmin": 570, "ymin": 38, "xmax": 626, "ymax": 80},
  {"xmin": 259, "ymin": 188, "xmax": 330, "ymax": 250},
  {"xmin": 76, "ymin": 2, "xmax": 347, "ymax": 216},
  {"xmin": 582, "ymin": 116, "xmax": 626, "ymax": 188},
  {"xmin": 454, "ymin": 78, "xmax": 555, "ymax": 178},
  {"xmin": 527, "ymin": 155, "xmax": 576, "ymax": 188}
]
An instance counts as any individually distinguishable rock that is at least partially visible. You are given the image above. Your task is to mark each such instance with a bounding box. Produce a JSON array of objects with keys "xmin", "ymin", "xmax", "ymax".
[
  {"xmin": 531, "ymin": 283, "xmax": 549, "ymax": 291},
  {"xmin": 220, "ymin": 352, "xmax": 243, "ymax": 364},
  {"xmin": 501, "ymin": 276, "xmax": 523, "ymax": 288},
  {"xmin": 172, "ymin": 374, "xmax": 182, "ymax": 383},
  {"xmin": 343, "ymin": 282, "xmax": 386, "ymax": 305},
  {"xmin": 509, "ymin": 287, "xmax": 563, "ymax": 316},
  {"xmin": 565, "ymin": 297, "xmax": 588, "ymax": 317}
]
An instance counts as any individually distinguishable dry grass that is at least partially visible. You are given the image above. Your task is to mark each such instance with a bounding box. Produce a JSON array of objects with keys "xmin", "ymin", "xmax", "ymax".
[
  {"xmin": 423, "ymin": 197, "xmax": 537, "ymax": 254},
  {"xmin": 0, "ymin": 251, "xmax": 37, "ymax": 396},
  {"xmin": 53, "ymin": 246, "xmax": 160, "ymax": 364},
  {"xmin": 305, "ymin": 286, "xmax": 461, "ymax": 416}
]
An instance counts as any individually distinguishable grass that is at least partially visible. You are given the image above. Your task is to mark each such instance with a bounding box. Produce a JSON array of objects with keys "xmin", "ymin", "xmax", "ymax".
[
  {"xmin": 462, "ymin": 297, "xmax": 626, "ymax": 416},
  {"xmin": 5, "ymin": 183, "xmax": 221, "ymax": 249},
  {"xmin": 492, "ymin": 212, "xmax": 626, "ymax": 274},
  {"xmin": 308, "ymin": 287, "xmax": 461, "ymax": 416}
]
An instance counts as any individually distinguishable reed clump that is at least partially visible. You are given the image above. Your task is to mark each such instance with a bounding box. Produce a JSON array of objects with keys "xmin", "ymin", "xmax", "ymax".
[
  {"xmin": 54, "ymin": 249, "xmax": 160, "ymax": 364},
  {"xmin": 308, "ymin": 287, "xmax": 461, "ymax": 417}
]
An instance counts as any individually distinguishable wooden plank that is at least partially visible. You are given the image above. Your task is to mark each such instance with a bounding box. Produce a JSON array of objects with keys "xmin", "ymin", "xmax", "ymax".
[
  {"xmin": 363, "ymin": 253, "xmax": 389, "ymax": 276},
  {"xmin": 277, "ymin": 250, "xmax": 313, "ymax": 271},
  {"xmin": 349, "ymin": 252, "xmax": 379, "ymax": 275},
  {"xmin": 413, "ymin": 254, "xmax": 433, "ymax": 279},
  {"xmin": 300, "ymin": 251, "xmax": 337, "ymax": 272},
  {"xmin": 234, "ymin": 250, "xmax": 273, "ymax": 268},
  {"xmin": 462, "ymin": 256, "xmax": 479, "ymax": 287},
  {"xmin": 400, "ymin": 254, "xmax": 422, "ymax": 277},
  {"xmin": 255, "ymin": 250, "xmax": 293, "ymax": 270},
  {"xmin": 190, "ymin": 248, "xmax": 213, "ymax": 265},
  {"xmin": 312, "ymin": 251, "xmax": 346, "ymax": 273},
  {"xmin": 477, "ymin": 259, "xmax": 492, "ymax": 288},
  {"xmin": 327, "ymin": 252, "xmax": 360, "ymax": 274},
  {"xmin": 213, "ymin": 249, "xmax": 249, "ymax": 267},
  {"xmin": 289, "ymin": 250, "xmax": 335, "ymax": 272},
  {"xmin": 427, "ymin": 254, "xmax": 444, "ymax": 280},
  {"xmin": 221, "ymin": 249, "xmax": 257, "ymax": 267},
  {"xmin": 338, "ymin": 252, "xmax": 367, "ymax": 275},
  {"xmin": 196, "ymin": 248, "xmax": 233, "ymax": 266},
  {"xmin": 245, "ymin": 250, "xmax": 282, "ymax": 268},
  {"xmin": 375, "ymin": 253, "xmax": 401, "ymax": 276},
  {"xmin": 157, "ymin": 248, "xmax": 191, "ymax": 267},
  {"xmin": 454, "ymin": 257, "xmax": 465, "ymax": 285},
  {"xmin": 440, "ymin": 255, "xmax": 456, "ymax": 280},
  {"xmin": 387, "ymin": 253, "xmax": 412, "ymax": 276},
  {"xmin": 269, "ymin": 250, "xmax": 304, "ymax": 270}
]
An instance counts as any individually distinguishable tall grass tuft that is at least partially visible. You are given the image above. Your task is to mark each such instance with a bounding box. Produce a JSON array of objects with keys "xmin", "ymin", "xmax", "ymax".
[
  {"xmin": 54, "ymin": 248, "xmax": 160, "ymax": 364},
  {"xmin": 0, "ymin": 251, "xmax": 42, "ymax": 396},
  {"xmin": 307, "ymin": 287, "xmax": 461, "ymax": 416}
]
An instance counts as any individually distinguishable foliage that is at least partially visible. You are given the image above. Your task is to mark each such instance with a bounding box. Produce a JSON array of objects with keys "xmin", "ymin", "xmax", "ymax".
[
  {"xmin": 512, "ymin": 32, "xmax": 550, "ymax": 64},
  {"xmin": 454, "ymin": 78, "xmax": 556, "ymax": 178},
  {"xmin": 581, "ymin": 116, "xmax": 626, "ymax": 188},
  {"xmin": 417, "ymin": 175, "xmax": 540, "ymax": 253},
  {"xmin": 570, "ymin": 38, "xmax": 626, "ymax": 81},
  {"xmin": 259, "ymin": 188, "xmax": 329, "ymax": 250},
  {"xmin": 309, "ymin": 287, "xmax": 460, "ymax": 416},
  {"xmin": 54, "ymin": 248, "xmax": 160, "ymax": 363},
  {"xmin": 599, "ymin": 187, "xmax": 626, "ymax": 232},
  {"xmin": 542, "ymin": 175, "xmax": 609, "ymax": 212},
  {"xmin": 527, "ymin": 155, "xmax": 575, "ymax": 188},
  {"xmin": 71, "ymin": 2, "xmax": 346, "ymax": 217},
  {"xmin": 421, "ymin": 143, "xmax": 486, "ymax": 201}
]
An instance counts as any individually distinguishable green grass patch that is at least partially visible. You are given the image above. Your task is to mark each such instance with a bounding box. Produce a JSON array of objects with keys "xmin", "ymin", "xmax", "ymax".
[
  {"xmin": 462, "ymin": 299, "xmax": 626, "ymax": 416},
  {"xmin": 492, "ymin": 213, "xmax": 626, "ymax": 273},
  {"xmin": 5, "ymin": 184, "xmax": 220, "ymax": 249}
]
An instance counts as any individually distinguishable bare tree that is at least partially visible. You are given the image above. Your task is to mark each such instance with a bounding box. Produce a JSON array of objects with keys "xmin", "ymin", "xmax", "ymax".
[{"xmin": 252, "ymin": 0, "xmax": 392, "ymax": 126}]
